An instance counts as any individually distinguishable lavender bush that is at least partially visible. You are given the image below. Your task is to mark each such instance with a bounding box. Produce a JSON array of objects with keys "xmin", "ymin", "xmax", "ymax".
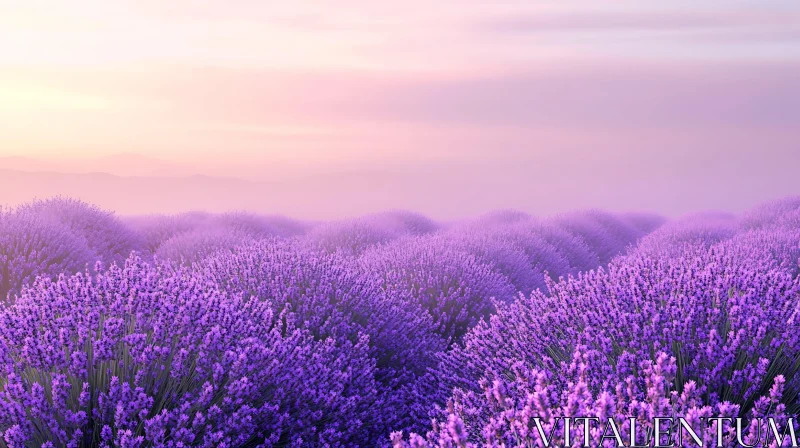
[
  {"xmin": 371, "ymin": 210, "xmax": 440, "ymax": 236},
  {"xmin": 429, "ymin": 232, "xmax": 800, "ymax": 444},
  {"xmin": 393, "ymin": 353, "xmax": 792, "ymax": 447},
  {"xmin": 200, "ymin": 239, "xmax": 444, "ymax": 373},
  {"xmin": 0, "ymin": 257, "xmax": 378, "ymax": 447},
  {"xmin": 433, "ymin": 230, "xmax": 546, "ymax": 294},
  {"xmin": 22, "ymin": 198, "xmax": 142, "ymax": 264},
  {"xmin": 155, "ymin": 228, "xmax": 256, "ymax": 266},
  {"xmin": 360, "ymin": 236, "xmax": 516, "ymax": 346},
  {"xmin": 0, "ymin": 204, "xmax": 95, "ymax": 301},
  {"xmin": 199, "ymin": 239, "xmax": 447, "ymax": 437},
  {"xmin": 123, "ymin": 212, "xmax": 213, "ymax": 254},
  {"xmin": 740, "ymin": 196, "xmax": 800, "ymax": 231},
  {"xmin": 212, "ymin": 212, "xmax": 310, "ymax": 239},
  {"xmin": 633, "ymin": 212, "xmax": 738, "ymax": 257},
  {"xmin": 512, "ymin": 220, "xmax": 603, "ymax": 274},
  {"xmin": 125, "ymin": 212, "xmax": 309, "ymax": 258},
  {"xmin": 460, "ymin": 210, "xmax": 533, "ymax": 228},
  {"xmin": 621, "ymin": 211, "xmax": 668, "ymax": 235},
  {"xmin": 549, "ymin": 210, "xmax": 648, "ymax": 264}
]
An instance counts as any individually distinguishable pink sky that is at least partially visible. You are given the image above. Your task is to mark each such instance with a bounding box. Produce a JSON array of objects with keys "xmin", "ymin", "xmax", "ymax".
[{"xmin": 1, "ymin": 1, "xmax": 799, "ymax": 216}]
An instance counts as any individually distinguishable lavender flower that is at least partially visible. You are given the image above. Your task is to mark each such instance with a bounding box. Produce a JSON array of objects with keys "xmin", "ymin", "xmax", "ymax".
[
  {"xmin": 0, "ymin": 256, "xmax": 379, "ymax": 446},
  {"xmin": 200, "ymin": 239, "xmax": 446, "ymax": 438},
  {"xmin": 395, "ymin": 354, "xmax": 793, "ymax": 447},
  {"xmin": 435, "ymin": 231, "xmax": 800, "ymax": 442},
  {"xmin": 360, "ymin": 236, "xmax": 516, "ymax": 346}
]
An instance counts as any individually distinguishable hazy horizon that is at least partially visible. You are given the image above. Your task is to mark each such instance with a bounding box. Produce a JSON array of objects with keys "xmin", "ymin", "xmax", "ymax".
[
  {"xmin": 2, "ymin": 1, "xmax": 799, "ymax": 217},
  {"xmin": 1, "ymin": 152, "xmax": 797, "ymax": 220}
]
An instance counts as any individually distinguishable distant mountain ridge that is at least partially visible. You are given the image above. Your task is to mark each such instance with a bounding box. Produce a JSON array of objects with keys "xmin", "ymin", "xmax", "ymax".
[
  {"xmin": 0, "ymin": 167, "xmax": 445, "ymax": 219},
  {"xmin": 2, "ymin": 154, "xmax": 797, "ymax": 219},
  {"xmin": 0, "ymin": 153, "xmax": 385, "ymax": 182},
  {"xmin": 0, "ymin": 153, "xmax": 201, "ymax": 178}
]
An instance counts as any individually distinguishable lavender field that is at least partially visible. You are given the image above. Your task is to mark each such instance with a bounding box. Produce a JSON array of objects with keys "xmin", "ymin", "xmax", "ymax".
[{"xmin": 0, "ymin": 196, "xmax": 796, "ymax": 447}]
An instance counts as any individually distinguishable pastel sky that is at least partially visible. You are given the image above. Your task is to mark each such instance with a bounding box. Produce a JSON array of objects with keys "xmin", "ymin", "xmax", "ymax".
[{"xmin": 1, "ymin": 0, "xmax": 799, "ymax": 195}]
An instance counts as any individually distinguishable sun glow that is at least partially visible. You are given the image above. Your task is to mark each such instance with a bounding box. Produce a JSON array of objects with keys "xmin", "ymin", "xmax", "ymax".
[{"xmin": 0, "ymin": 84, "xmax": 112, "ymax": 111}]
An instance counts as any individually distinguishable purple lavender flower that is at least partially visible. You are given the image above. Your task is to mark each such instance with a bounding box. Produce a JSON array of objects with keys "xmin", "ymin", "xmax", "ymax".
[
  {"xmin": 200, "ymin": 239, "xmax": 446, "ymax": 438},
  {"xmin": 0, "ymin": 256, "xmax": 379, "ymax": 446},
  {"xmin": 395, "ymin": 354, "xmax": 792, "ymax": 447},
  {"xmin": 360, "ymin": 235, "xmax": 516, "ymax": 346},
  {"xmin": 434, "ymin": 228, "xmax": 800, "ymax": 443}
]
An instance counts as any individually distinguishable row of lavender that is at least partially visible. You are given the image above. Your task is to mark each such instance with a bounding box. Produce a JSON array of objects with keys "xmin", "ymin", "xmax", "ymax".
[
  {"xmin": 395, "ymin": 198, "xmax": 800, "ymax": 446},
  {"xmin": 0, "ymin": 197, "xmax": 797, "ymax": 446}
]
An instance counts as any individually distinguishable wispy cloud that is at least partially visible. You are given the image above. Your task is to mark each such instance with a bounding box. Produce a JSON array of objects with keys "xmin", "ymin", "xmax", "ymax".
[
  {"xmin": 1, "ymin": 0, "xmax": 799, "ymax": 175},
  {"xmin": 478, "ymin": 9, "xmax": 800, "ymax": 33}
]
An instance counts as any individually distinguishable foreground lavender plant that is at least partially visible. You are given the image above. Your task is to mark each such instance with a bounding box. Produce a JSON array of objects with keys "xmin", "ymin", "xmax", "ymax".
[
  {"xmin": 0, "ymin": 257, "xmax": 378, "ymax": 447},
  {"xmin": 393, "ymin": 353, "xmax": 793, "ymax": 447},
  {"xmin": 431, "ymin": 231, "xmax": 800, "ymax": 444}
]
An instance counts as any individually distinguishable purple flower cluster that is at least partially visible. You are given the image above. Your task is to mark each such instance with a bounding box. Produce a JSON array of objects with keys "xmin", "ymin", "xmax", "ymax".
[
  {"xmin": 432, "ymin": 221, "xmax": 587, "ymax": 295},
  {"xmin": 0, "ymin": 257, "xmax": 378, "ymax": 447},
  {"xmin": 434, "ymin": 229, "xmax": 547, "ymax": 294},
  {"xmin": 360, "ymin": 236, "xmax": 516, "ymax": 346},
  {"xmin": 393, "ymin": 353, "xmax": 792, "ymax": 447},
  {"xmin": 406, "ymin": 207, "xmax": 800, "ymax": 445},
  {"xmin": 442, "ymin": 210, "xmax": 650, "ymax": 292},
  {"xmin": 444, "ymin": 243, "xmax": 799, "ymax": 392},
  {"xmin": 198, "ymin": 239, "xmax": 447, "ymax": 437}
]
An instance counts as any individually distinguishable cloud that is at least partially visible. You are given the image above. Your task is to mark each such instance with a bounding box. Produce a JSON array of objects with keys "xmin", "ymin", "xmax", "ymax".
[
  {"xmin": 478, "ymin": 9, "xmax": 800, "ymax": 34},
  {"xmin": 171, "ymin": 61, "xmax": 797, "ymax": 131},
  {"xmin": 30, "ymin": 59, "xmax": 797, "ymax": 132}
]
